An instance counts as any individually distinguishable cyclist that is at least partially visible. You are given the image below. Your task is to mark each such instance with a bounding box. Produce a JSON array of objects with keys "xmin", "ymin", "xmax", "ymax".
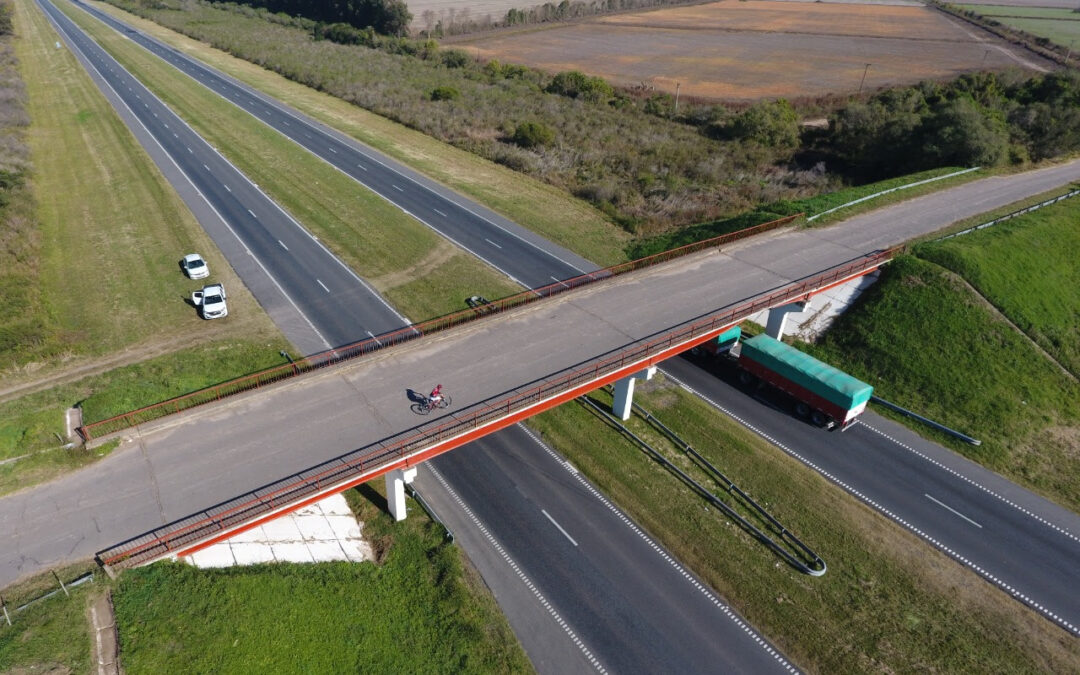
[{"xmin": 428, "ymin": 384, "xmax": 444, "ymax": 407}]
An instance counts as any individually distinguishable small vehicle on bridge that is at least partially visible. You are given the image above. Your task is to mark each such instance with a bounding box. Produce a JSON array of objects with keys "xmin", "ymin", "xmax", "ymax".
[
  {"xmin": 695, "ymin": 328, "xmax": 872, "ymax": 429},
  {"xmin": 192, "ymin": 283, "xmax": 228, "ymax": 319}
]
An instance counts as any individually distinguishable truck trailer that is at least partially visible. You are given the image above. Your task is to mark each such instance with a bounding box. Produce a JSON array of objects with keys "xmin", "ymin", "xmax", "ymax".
[{"xmin": 736, "ymin": 334, "xmax": 872, "ymax": 429}]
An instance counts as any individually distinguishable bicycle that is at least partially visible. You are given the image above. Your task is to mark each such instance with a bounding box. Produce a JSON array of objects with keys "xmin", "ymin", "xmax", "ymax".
[{"xmin": 412, "ymin": 393, "xmax": 452, "ymax": 415}]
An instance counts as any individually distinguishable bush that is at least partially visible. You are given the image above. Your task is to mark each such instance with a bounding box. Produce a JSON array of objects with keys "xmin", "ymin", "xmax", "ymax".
[
  {"xmin": 726, "ymin": 99, "xmax": 800, "ymax": 152},
  {"xmin": 511, "ymin": 121, "xmax": 555, "ymax": 148},
  {"xmin": 546, "ymin": 70, "xmax": 613, "ymax": 103},
  {"xmin": 429, "ymin": 86, "xmax": 459, "ymax": 101},
  {"xmin": 440, "ymin": 49, "xmax": 469, "ymax": 68}
]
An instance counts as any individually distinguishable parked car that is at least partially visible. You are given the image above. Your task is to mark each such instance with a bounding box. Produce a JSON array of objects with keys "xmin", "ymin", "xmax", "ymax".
[
  {"xmin": 180, "ymin": 253, "xmax": 209, "ymax": 279},
  {"xmin": 192, "ymin": 283, "xmax": 228, "ymax": 319}
]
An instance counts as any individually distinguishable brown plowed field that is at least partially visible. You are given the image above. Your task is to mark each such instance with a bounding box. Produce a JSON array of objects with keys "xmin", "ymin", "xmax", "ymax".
[{"xmin": 457, "ymin": 0, "xmax": 1054, "ymax": 100}]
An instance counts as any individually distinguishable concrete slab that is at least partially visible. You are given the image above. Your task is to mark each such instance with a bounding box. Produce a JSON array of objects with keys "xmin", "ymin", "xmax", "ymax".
[
  {"xmin": 231, "ymin": 542, "xmax": 277, "ymax": 565},
  {"xmin": 272, "ymin": 542, "xmax": 315, "ymax": 564},
  {"xmin": 306, "ymin": 541, "xmax": 348, "ymax": 562},
  {"xmin": 228, "ymin": 525, "xmax": 268, "ymax": 544},
  {"xmin": 326, "ymin": 515, "xmax": 362, "ymax": 541},
  {"xmin": 295, "ymin": 516, "xmax": 337, "ymax": 541},
  {"xmin": 260, "ymin": 517, "xmax": 305, "ymax": 542},
  {"xmin": 189, "ymin": 546, "xmax": 235, "ymax": 568}
]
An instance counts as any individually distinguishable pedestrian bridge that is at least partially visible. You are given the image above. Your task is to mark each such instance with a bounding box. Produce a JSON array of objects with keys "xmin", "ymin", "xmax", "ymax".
[{"xmin": 91, "ymin": 226, "xmax": 896, "ymax": 571}]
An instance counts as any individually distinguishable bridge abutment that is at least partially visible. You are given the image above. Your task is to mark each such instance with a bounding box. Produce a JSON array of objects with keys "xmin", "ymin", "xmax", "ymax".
[
  {"xmin": 612, "ymin": 366, "xmax": 657, "ymax": 420},
  {"xmin": 386, "ymin": 467, "xmax": 418, "ymax": 521},
  {"xmin": 765, "ymin": 301, "xmax": 807, "ymax": 340}
]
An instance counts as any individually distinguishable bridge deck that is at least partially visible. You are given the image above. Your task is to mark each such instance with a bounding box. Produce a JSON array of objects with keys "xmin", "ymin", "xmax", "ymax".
[{"xmin": 3, "ymin": 158, "xmax": 1080, "ymax": 584}]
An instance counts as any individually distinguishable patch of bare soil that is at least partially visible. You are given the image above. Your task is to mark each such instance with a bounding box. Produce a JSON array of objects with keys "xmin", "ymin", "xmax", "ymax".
[{"xmin": 369, "ymin": 238, "xmax": 459, "ymax": 293}]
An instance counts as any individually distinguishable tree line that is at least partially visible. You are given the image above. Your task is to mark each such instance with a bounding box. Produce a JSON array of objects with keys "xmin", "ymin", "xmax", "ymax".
[{"xmin": 206, "ymin": 0, "xmax": 411, "ymax": 36}]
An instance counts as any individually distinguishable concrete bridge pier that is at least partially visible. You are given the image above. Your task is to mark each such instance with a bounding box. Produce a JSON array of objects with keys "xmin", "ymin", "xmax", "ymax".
[
  {"xmin": 612, "ymin": 366, "xmax": 657, "ymax": 420},
  {"xmin": 386, "ymin": 467, "xmax": 418, "ymax": 521},
  {"xmin": 765, "ymin": 301, "xmax": 807, "ymax": 340}
]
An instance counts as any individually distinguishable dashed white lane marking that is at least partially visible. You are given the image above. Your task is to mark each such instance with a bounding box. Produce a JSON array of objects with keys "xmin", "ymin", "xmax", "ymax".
[
  {"xmin": 925, "ymin": 494, "xmax": 982, "ymax": 528},
  {"xmin": 392, "ymin": 184, "xmax": 404, "ymax": 192},
  {"xmin": 861, "ymin": 423, "xmax": 1080, "ymax": 544},
  {"xmin": 328, "ymin": 147, "xmax": 338, "ymax": 154},
  {"xmin": 223, "ymin": 184, "xmax": 231, "ymax": 192},
  {"xmin": 186, "ymin": 146, "xmax": 192, "ymax": 153},
  {"xmin": 316, "ymin": 279, "xmax": 330, "ymax": 293},
  {"xmin": 202, "ymin": 164, "xmax": 210, "ymax": 171},
  {"xmin": 542, "ymin": 509, "xmax": 579, "ymax": 547},
  {"xmin": 662, "ymin": 370, "xmax": 1080, "ymax": 636},
  {"xmin": 283, "ymin": 120, "xmax": 290, "ymax": 126},
  {"xmin": 433, "ymin": 208, "xmax": 446, "ymax": 217},
  {"xmin": 485, "ymin": 238, "xmax": 502, "ymax": 249},
  {"xmin": 519, "ymin": 425, "xmax": 799, "ymax": 673},
  {"xmin": 247, "ymin": 209, "xmax": 256, "ymax": 218},
  {"xmin": 356, "ymin": 163, "xmax": 367, "ymax": 171},
  {"xmin": 428, "ymin": 464, "xmax": 608, "ymax": 673},
  {"xmin": 277, "ymin": 239, "xmax": 289, "ymax": 251}
]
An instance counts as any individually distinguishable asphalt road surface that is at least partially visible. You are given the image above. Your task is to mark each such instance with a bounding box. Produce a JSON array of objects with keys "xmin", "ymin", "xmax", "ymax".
[
  {"xmin": 68, "ymin": 0, "xmax": 596, "ymax": 290},
  {"xmin": 40, "ymin": 0, "xmax": 406, "ymax": 352},
  {"xmin": 661, "ymin": 355, "xmax": 1080, "ymax": 635}
]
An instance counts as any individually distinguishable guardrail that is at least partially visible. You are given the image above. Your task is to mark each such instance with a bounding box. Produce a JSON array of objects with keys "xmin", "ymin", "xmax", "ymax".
[
  {"xmin": 95, "ymin": 246, "xmax": 897, "ymax": 570},
  {"xmin": 79, "ymin": 213, "xmax": 802, "ymax": 441}
]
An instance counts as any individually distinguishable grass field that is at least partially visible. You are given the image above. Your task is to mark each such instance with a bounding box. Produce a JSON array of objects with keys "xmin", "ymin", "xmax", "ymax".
[
  {"xmin": 61, "ymin": 0, "xmax": 523, "ymax": 321},
  {"xmin": 915, "ymin": 196, "xmax": 1080, "ymax": 376},
  {"xmin": 89, "ymin": 0, "xmax": 629, "ymax": 266},
  {"xmin": 958, "ymin": 4, "xmax": 1080, "ymax": 46},
  {"xmin": 0, "ymin": 561, "xmax": 98, "ymax": 673},
  {"xmin": 111, "ymin": 487, "xmax": 531, "ymax": 673},
  {"xmin": 526, "ymin": 385, "xmax": 1080, "ymax": 673},
  {"xmin": 805, "ymin": 254, "xmax": 1080, "ymax": 512},
  {"xmin": 1, "ymin": 0, "xmax": 293, "ymax": 491}
]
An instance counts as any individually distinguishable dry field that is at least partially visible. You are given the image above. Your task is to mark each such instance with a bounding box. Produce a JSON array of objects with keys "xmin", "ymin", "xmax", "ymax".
[{"xmin": 456, "ymin": 0, "xmax": 1054, "ymax": 100}]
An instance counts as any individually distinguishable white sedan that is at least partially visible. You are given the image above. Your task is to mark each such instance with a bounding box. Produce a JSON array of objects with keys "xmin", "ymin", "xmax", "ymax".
[
  {"xmin": 192, "ymin": 283, "xmax": 228, "ymax": 319},
  {"xmin": 181, "ymin": 253, "xmax": 209, "ymax": 279}
]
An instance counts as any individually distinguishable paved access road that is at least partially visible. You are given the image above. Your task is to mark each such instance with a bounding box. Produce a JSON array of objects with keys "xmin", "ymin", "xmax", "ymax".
[
  {"xmin": 661, "ymin": 355, "xmax": 1080, "ymax": 635},
  {"xmin": 67, "ymin": 0, "xmax": 595, "ymax": 290},
  {"xmin": 40, "ymin": 0, "xmax": 407, "ymax": 353}
]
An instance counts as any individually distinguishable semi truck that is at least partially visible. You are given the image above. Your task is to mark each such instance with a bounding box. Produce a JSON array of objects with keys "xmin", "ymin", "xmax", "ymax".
[{"xmin": 694, "ymin": 327, "xmax": 872, "ymax": 429}]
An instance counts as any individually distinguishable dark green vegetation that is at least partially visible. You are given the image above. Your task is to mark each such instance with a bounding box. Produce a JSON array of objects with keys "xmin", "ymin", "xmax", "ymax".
[
  {"xmin": 216, "ymin": 0, "xmax": 412, "ymax": 36},
  {"xmin": 806, "ymin": 231, "xmax": 1080, "ymax": 511},
  {"xmin": 528, "ymin": 386, "xmax": 1080, "ymax": 673},
  {"xmin": 102, "ymin": 0, "xmax": 1080, "ymax": 240},
  {"xmin": 0, "ymin": 562, "xmax": 98, "ymax": 673},
  {"xmin": 112, "ymin": 488, "xmax": 531, "ymax": 673}
]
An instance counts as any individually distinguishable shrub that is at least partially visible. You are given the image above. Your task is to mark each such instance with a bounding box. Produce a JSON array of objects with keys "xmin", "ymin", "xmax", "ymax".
[
  {"xmin": 440, "ymin": 49, "xmax": 470, "ymax": 68},
  {"xmin": 726, "ymin": 99, "xmax": 800, "ymax": 152},
  {"xmin": 546, "ymin": 70, "xmax": 613, "ymax": 103},
  {"xmin": 429, "ymin": 86, "xmax": 460, "ymax": 101},
  {"xmin": 511, "ymin": 121, "xmax": 555, "ymax": 148}
]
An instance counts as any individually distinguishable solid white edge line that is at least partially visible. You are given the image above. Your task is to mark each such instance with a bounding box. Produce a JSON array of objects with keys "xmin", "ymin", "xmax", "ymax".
[
  {"xmin": 660, "ymin": 368, "xmax": 1080, "ymax": 636},
  {"xmin": 42, "ymin": 0, "xmax": 331, "ymax": 351},
  {"xmin": 68, "ymin": 2, "xmax": 412, "ymax": 327},
  {"xmin": 518, "ymin": 424, "xmax": 799, "ymax": 672},
  {"xmin": 427, "ymin": 464, "xmax": 607, "ymax": 673},
  {"xmin": 925, "ymin": 494, "xmax": 983, "ymax": 529},
  {"xmin": 112, "ymin": 17, "xmax": 588, "ymax": 276},
  {"xmin": 541, "ymin": 509, "xmax": 579, "ymax": 547}
]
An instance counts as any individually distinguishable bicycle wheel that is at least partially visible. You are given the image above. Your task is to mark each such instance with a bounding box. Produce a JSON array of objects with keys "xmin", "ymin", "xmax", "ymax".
[
  {"xmin": 437, "ymin": 395, "xmax": 452, "ymax": 409},
  {"xmin": 411, "ymin": 402, "xmax": 431, "ymax": 415}
]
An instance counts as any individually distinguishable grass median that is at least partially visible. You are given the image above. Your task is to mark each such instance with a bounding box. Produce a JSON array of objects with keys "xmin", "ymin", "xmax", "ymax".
[
  {"xmin": 87, "ymin": 0, "xmax": 628, "ymax": 266},
  {"xmin": 527, "ymin": 384, "xmax": 1080, "ymax": 673}
]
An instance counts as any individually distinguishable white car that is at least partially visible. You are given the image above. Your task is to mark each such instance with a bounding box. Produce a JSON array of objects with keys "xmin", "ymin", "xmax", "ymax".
[
  {"xmin": 192, "ymin": 283, "xmax": 228, "ymax": 319},
  {"xmin": 181, "ymin": 253, "xmax": 209, "ymax": 280}
]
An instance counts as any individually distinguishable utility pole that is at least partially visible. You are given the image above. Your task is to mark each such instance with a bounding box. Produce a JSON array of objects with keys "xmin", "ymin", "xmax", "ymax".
[
  {"xmin": 857, "ymin": 63, "xmax": 871, "ymax": 96},
  {"xmin": 673, "ymin": 82, "xmax": 681, "ymax": 118}
]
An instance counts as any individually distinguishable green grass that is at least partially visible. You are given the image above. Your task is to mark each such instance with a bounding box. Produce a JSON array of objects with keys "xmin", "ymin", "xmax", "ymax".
[
  {"xmin": 88, "ymin": 0, "xmax": 630, "ymax": 266},
  {"xmin": 112, "ymin": 486, "xmax": 531, "ymax": 674},
  {"xmin": 804, "ymin": 255, "xmax": 1080, "ymax": 511},
  {"xmin": 0, "ymin": 338, "xmax": 288, "ymax": 496},
  {"xmin": 914, "ymin": 195, "xmax": 1080, "ymax": 376},
  {"xmin": 63, "ymin": 0, "xmax": 531, "ymax": 321},
  {"xmin": 0, "ymin": 562, "xmax": 99, "ymax": 674},
  {"xmin": 527, "ymin": 385, "xmax": 1079, "ymax": 673},
  {"xmin": 956, "ymin": 4, "xmax": 1080, "ymax": 46}
]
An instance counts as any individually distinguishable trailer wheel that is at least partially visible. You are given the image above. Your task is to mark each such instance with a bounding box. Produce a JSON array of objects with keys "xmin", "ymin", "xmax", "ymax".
[
  {"xmin": 795, "ymin": 402, "xmax": 810, "ymax": 418},
  {"xmin": 811, "ymin": 411, "xmax": 829, "ymax": 427}
]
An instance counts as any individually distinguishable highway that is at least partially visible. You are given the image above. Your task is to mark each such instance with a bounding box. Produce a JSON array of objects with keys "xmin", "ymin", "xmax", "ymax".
[
  {"xmin": 30, "ymin": 0, "xmax": 1080, "ymax": 664},
  {"xmin": 69, "ymin": 0, "xmax": 595, "ymax": 290},
  {"xmin": 661, "ymin": 355, "xmax": 1080, "ymax": 635},
  {"xmin": 38, "ymin": 0, "xmax": 793, "ymax": 670}
]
